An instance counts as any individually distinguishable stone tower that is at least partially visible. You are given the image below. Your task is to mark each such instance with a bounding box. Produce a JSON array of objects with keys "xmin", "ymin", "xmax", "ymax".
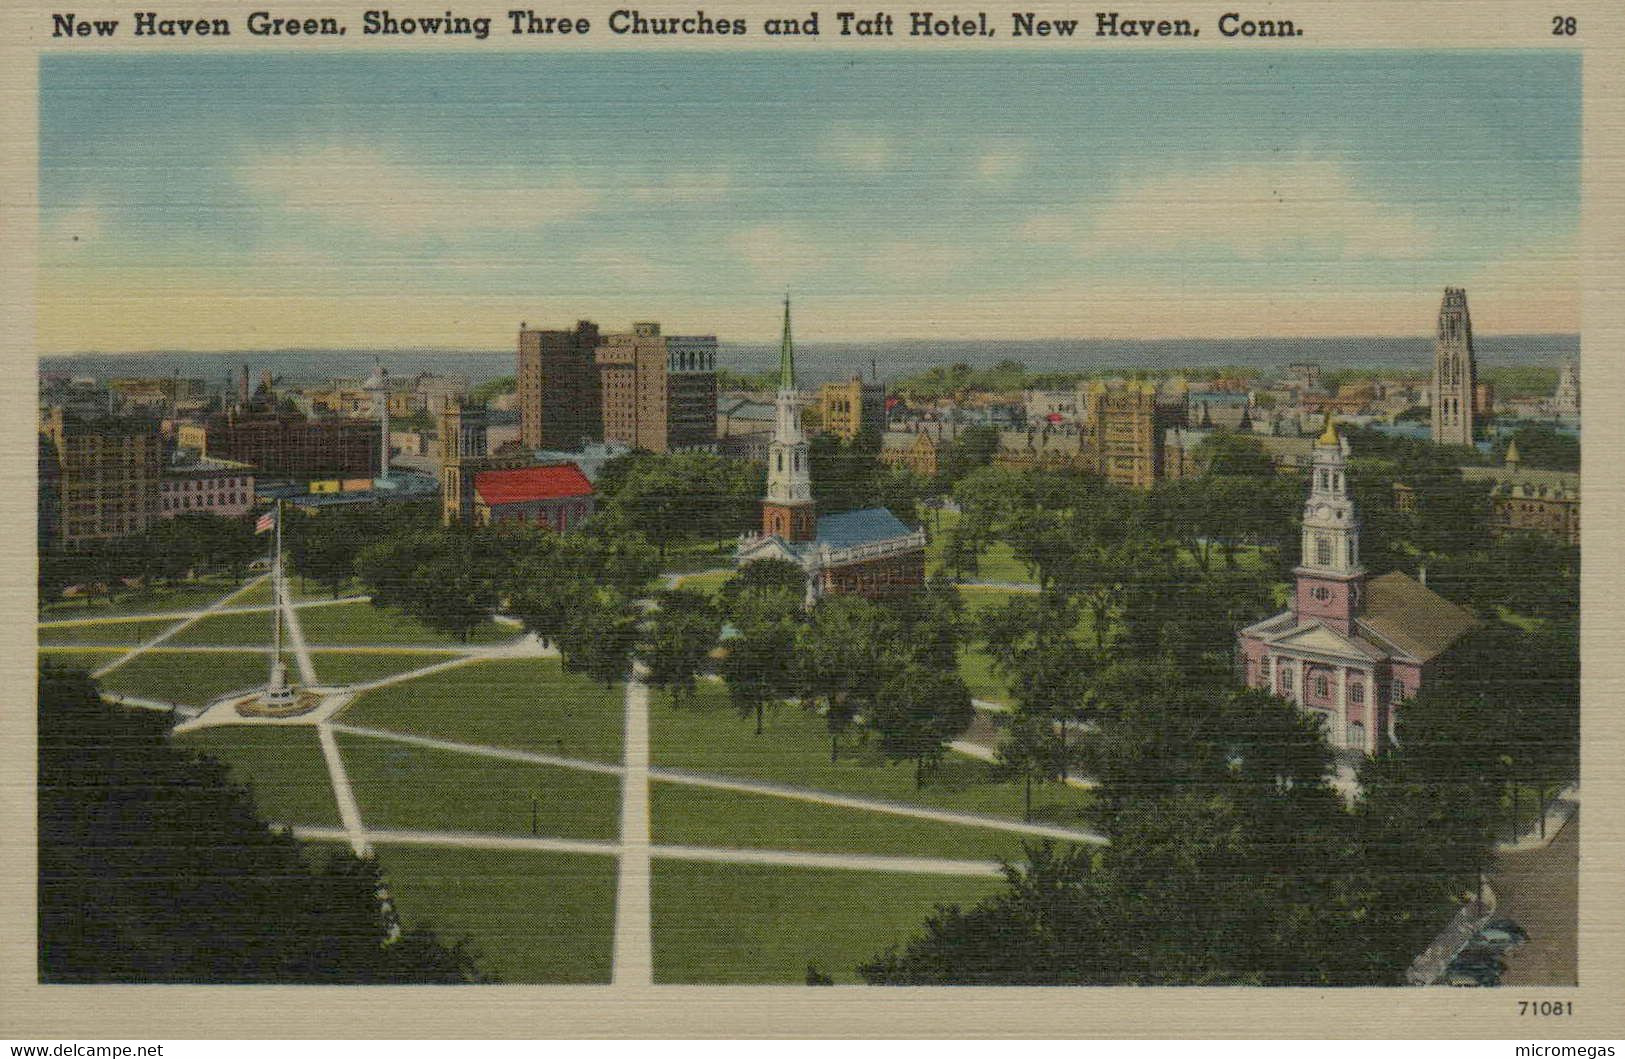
[
  {"xmin": 762, "ymin": 296, "xmax": 816, "ymax": 543},
  {"xmin": 1554, "ymin": 359, "xmax": 1580, "ymax": 418},
  {"xmin": 1431, "ymin": 287, "xmax": 1477, "ymax": 447},
  {"xmin": 1294, "ymin": 416, "xmax": 1366, "ymax": 637}
]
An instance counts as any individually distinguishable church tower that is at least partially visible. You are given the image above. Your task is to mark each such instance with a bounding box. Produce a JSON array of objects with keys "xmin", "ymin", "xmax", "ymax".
[
  {"xmin": 1431, "ymin": 287, "xmax": 1477, "ymax": 447},
  {"xmin": 1294, "ymin": 416, "xmax": 1365, "ymax": 636},
  {"xmin": 762, "ymin": 296, "xmax": 816, "ymax": 543}
]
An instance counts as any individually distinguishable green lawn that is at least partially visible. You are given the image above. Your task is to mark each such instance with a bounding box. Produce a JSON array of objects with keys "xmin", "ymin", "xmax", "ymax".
[
  {"xmin": 236, "ymin": 577, "xmax": 364, "ymax": 606},
  {"xmin": 653, "ymin": 781, "xmax": 1045, "ymax": 863},
  {"xmin": 924, "ymin": 510, "xmax": 1036, "ymax": 584},
  {"xmin": 41, "ymin": 576, "xmax": 254, "ymax": 619},
  {"xmin": 651, "ymin": 684, "xmax": 1093, "ymax": 826},
  {"xmin": 166, "ymin": 609, "xmax": 281, "ymax": 647},
  {"xmin": 296, "ymin": 601, "xmax": 517, "ymax": 646},
  {"xmin": 307, "ymin": 650, "xmax": 464, "ymax": 688},
  {"xmin": 652, "ymin": 859, "xmax": 1004, "ymax": 983},
  {"xmin": 336, "ymin": 657, "xmax": 624, "ymax": 764},
  {"xmin": 174, "ymin": 726, "xmax": 341, "ymax": 827},
  {"xmin": 669, "ymin": 569, "xmax": 733, "ymax": 597},
  {"xmin": 337, "ymin": 732, "xmax": 621, "ymax": 841},
  {"xmin": 371, "ymin": 845, "xmax": 616, "ymax": 984},
  {"xmin": 38, "ymin": 617, "xmax": 180, "ymax": 647},
  {"xmin": 44, "ymin": 648, "xmax": 270, "ymax": 707}
]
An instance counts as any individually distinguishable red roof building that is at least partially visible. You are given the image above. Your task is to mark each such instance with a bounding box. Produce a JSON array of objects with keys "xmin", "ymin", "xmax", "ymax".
[{"xmin": 472, "ymin": 463, "xmax": 595, "ymax": 530}]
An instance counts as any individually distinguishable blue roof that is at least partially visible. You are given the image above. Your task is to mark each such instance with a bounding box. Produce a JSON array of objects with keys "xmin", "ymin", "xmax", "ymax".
[{"xmin": 814, "ymin": 508, "xmax": 913, "ymax": 549}]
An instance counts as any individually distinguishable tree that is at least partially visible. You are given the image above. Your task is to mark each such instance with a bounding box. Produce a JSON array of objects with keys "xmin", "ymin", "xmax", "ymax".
[
  {"xmin": 797, "ymin": 595, "xmax": 899, "ymax": 761},
  {"xmin": 557, "ymin": 591, "xmax": 641, "ymax": 686},
  {"xmin": 641, "ymin": 589, "xmax": 723, "ymax": 706},
  {"xmin": 1195, "ymin": 433, "xmax": 1275, "ymax": 478},
  {"xmin": 870, "ymin": 663, "xmax": 974, "ymax": 788},
  {"xmin": 37, "ymin": 663, "xmax": 484, "ymax": 983},
  {"xmin": 718, "ymin": 581, "xmax": 805, "ymax": 735}
]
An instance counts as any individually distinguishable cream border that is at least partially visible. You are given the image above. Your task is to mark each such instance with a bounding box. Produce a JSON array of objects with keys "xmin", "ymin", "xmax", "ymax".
[{"xmin": 2, "ymin": 0, "xmax": 1621, "ymax": 1039}]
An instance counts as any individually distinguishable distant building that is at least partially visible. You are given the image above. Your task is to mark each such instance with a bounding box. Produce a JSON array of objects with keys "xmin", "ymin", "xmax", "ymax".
[
  {"xmin": 995, "ymin": 425, "xmax": 1088, "ymax": 473},
  {"xmin": 518, "ymin": 320, "xmax": 603, "ymax": 450},
  {"xmin": 1464, "ymin": 443, "xmax": 1580, "ymax": 546},
  {"xmin": 1188, "ymin": 390, "xmax": 1252, "ymax": 431},
  {"xmin": 472, "ymin": 463, "xmax": 596, "ymax": 530},
  {"xmin": 1022, "ymin": 388, "xmax": 1083, "ymax": 428},
  {"xmin": 819, "ymin": 376, "xmax": 887, "ymax": 439},
  {"xmin": 736, "ymin": 299, "xmax": 925, "ymax": 603},
  {"xmin": 40, "ymin": 407, "xmax": 163, "ymax": 545},
  {"xmin": 1431, "ymin": 287, "xmax": 1479, "ymax": 446},
  {"xmin": 1553, "ymin": 360, "xmax": 1580, "ymax": 418},
  {"xmin": 1083, "ymin": 380, "xmax": 1179, "ymax": 490},
  {"xmin": 879, "ymin": 430, "xmax": 945, "ymax": 478},
  {"xmin": 597, "ymin": 322, "xmax": 718, "ymax": 453},
  {"xmin": 160, "ymin": 454, "xmax": 255, "ymax": 521},
  {"xmin": 200, "ymin": 412, "xmax": 380, "ymax": 480},
  {"xmin": 1238, "ymin": 421, "xmax": 1478, "ymax": 753}
]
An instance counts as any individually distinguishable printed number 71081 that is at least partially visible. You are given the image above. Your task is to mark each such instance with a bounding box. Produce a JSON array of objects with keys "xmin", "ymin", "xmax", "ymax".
[{"xmin": 1519, "ymin": 1001, "xmax": 1574, "ymax": 1016}]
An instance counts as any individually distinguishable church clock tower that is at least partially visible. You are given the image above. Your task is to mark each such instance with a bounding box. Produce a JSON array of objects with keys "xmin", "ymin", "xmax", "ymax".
[
  {"xmin": 1431, "ymin": 287, "xmax": 1478, "ymax": 447},
  {"xmin": 762, "ymin": 296, "xmax": 816, "ymax": 543},
  {"xmin": 1294, "ymin": 416, "xmax": 1365, "ymax": 636}
]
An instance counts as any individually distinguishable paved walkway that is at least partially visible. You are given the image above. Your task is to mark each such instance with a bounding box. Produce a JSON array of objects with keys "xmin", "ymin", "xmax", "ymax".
[
  {"xmin": 333, "ymin": 723, "xmax": 625, "ymax": 777},
  {"xmin": 612, "ymin": 666, "xmax": 654, "ymax": 986},
  {"xmin": 40, "ymin": 595, "xmax": 371, "ymax": 628},
  {"xmin": 92, "ymin": 575, "xmax": 269, "ymax": 679},
  {"xmin": 318, "ymin": 723, "xmax": 370, "ymax": 857},
  {"xmin": 277, "ymin": 561, "xmax": 320, "ymax": 687}
]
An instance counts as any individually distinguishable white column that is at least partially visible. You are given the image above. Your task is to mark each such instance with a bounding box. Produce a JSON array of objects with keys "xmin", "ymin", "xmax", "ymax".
[
  {"xmin": 1267, "ymin": 653, "xmax": 1278, "ymax": 696},
  {"xmin": 1365, "ymin": 669, "xmax": 1378, "ymax": 754},
  {"xmin": 1335, "ymin": 666, "xmax": 1348, "ymax": 748},
  {"xmin": 1294, "ymin": 658, "xmax": 1305, "ymax": 706}
]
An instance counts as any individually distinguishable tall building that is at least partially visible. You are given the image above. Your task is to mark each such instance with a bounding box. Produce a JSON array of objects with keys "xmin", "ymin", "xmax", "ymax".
[
  {"xmin": 1553, "ymin": 359, "xmax": 1580, "ymax": 418},
  {"xmin": 819, "ymin": 376, "xmax": 887, "ymax": 439},
  {"xmin": 1238, "ymin": 420, "xmax": 1478, "ymax": 752},
  {"xmin": 737, "ymin": 299, "xmax": 925, "ymax": 603},
  {"xmin": 40, "ymin": 407, "xmax": 163, "ymax": 545},
  {"xmin": 596, "ymin": 322, "xmax": 718, "ymax": 454},
  {"xmin": 518, "ymin": 320, "xmax": 602, "ymax": 450},
  {"xmin": 1083, "ymin": 380, "xmax": 1178, "ymax": 490},
  {"xmin": 1431, "ymin": 287, "xmax": 1478, "ymax": 447},
  {"xmin": 201, "ymin": 412, "xmax": 379, "ymax": 479}
]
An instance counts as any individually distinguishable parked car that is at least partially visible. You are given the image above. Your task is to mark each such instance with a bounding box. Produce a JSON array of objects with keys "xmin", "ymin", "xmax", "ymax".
[
  {"xmin": 1450, "ymin": 945, "xmax": 1507, "ymax": 974},
  {"xmin": 1474, "ymin": 918, "xmax": 1528, "ymax": 948}
]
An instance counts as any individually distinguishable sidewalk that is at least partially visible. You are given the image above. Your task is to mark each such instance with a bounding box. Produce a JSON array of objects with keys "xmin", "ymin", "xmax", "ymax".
[{"xmin": 1498, "ymin": 784, "xmax": 1578, "ymax": 853}]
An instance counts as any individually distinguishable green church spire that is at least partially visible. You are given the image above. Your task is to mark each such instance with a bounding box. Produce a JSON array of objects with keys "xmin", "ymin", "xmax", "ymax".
[{"xmin": 779, "ymin": 293, "xmax": 795, "ymax": 391}]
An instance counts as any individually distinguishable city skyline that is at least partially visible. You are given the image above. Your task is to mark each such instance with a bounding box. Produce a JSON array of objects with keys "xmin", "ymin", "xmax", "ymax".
[{"xmin": 39, "ymin": 50, "xmax": 1579, "ymax": 352}]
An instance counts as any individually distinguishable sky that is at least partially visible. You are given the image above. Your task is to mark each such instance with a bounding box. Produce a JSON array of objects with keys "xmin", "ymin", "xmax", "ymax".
[{"xmin": 38, "ymin": 50, "xmax": 1579, "ymax": 352}]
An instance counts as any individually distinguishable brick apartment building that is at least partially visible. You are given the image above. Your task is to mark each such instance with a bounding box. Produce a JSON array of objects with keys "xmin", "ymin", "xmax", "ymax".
[
  {"xmin": 518, "ymin": 320, "xmax": 602, "ymax": 450},
  {"xmin": 596, "ymin": 322, "xmax": 717, "ymax": 454}
]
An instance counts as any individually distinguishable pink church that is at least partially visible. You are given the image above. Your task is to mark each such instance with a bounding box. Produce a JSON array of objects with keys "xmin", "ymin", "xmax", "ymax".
[{"xmin": 1237, "ymin": 421, "xmax": 1477, "ymax": 754}]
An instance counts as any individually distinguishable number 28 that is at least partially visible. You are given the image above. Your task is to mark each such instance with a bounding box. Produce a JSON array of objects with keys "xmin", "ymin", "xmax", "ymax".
[{"xmin": 1551, "ymin": 15, "xmax": 1576, "ymax": 35}]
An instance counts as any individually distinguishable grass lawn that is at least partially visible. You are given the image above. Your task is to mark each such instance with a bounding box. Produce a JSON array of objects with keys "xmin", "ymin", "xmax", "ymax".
[
  {"xmin": 174, "ymin": 726, "xmax": 341, "ymax": 827},
  {"xmin": 297, "ymin": 601, "xmax": 517, "ymax": 647},
  {"xmin": 38, "ymin": 618, "xmax": 180, "ymax": 647},
  {"xmin": 669, "ymin": 569, "xmax": 733, "ymax": 597},
  {"xmin": 307, "ymin": 650, "xmax": 465, "ymax": 688},
  {"xmin": 337, "ymin": 731, "xmax": 621, "ymax": 841},
  {"xmin": 46, "ymin": 648, "xmax": 270, "ymax": 706},
  {"xmin": 924, "ymin": 510, "xmax": 1035, "ymax": 584},
  {"xmin": 166, "ymin": 609, "xmax": 282, "ymax": 647},
  {"xmin": 652, "ymin": 859, "xmax": 1004, "ymax": 984},
  {"xmin": 371, "ymin": 845, "xmax": 616, "ymax": 984},
  {"xmin": 653, "ymin": 781, "xmax": 1045, "ymax": 863},
  {"xmin": 336, "ymin": 657, "xmax": 624, "ymax": 765},
  {"xmin": 658, "ymin": 540, "xmax": 738, "ymax": 575},
  {"xmin": 236, "ymin": 577, "xmax": 364, "ymax": 606},
  {"xmin": 651, "ymin": 684, "xmax": 1093, "ymax": 827},
  {"xmin": 41, "ymin": 576, "xmax": 253, "ymax": 619}
]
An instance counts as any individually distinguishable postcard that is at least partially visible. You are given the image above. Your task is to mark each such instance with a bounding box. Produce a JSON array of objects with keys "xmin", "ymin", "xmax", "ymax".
[{"xmin": 2, "ymin": 0, "xmax": 1622, "ymax": 1041}]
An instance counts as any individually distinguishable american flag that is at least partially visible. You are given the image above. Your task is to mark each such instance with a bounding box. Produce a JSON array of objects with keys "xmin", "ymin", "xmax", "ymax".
[{"xmin": 255, "ymin": 511, "xmax": 275, "ymax": 534}]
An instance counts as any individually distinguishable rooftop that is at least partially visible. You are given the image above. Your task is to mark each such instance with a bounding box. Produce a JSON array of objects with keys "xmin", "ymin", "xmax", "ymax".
[
  {"xmin": 815, "ymin": 507, "xmax": 914, "ymax": 550},
  {"xmin": 474, "ymin": 463, "xmax": 594, "ymax": 507},
  {"xmin": 1356, "ymin": 572, "xmax": 1479, "ymax": 663}
]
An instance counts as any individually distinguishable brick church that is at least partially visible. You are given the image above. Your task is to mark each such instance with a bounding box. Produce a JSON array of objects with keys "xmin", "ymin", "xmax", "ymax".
[
  {"xmin": 735, "ymin": 298, "xmax": 926, "ymax": 603},
  {"xmin": 1238, "ymin": 418, "xmax": 1478, "ymax": 753}
]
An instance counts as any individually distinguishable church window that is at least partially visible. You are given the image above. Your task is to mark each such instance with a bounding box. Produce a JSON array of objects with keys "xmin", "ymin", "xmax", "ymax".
[
  {"xmin": 1351, "ymin": 683, "xmax": 1364, "ymax": 705},
  {"xmin": 1390, "ymin": 681, "xmax": 1405, "ymax": 702},
  {"xmin": 1316, "ymin": 536, "xmax": 1331, "ymax": 565},
  {"xmin": 1282, "ymin": 667, "xmax": 1294, "ymax": 689},
  {"xmin": 776, "ymin": 452, "xmax": 783, "ymax": 472},
  {"xmin": 1315, "ymin": 675, "xmax": 1328, "ymax": 698}
]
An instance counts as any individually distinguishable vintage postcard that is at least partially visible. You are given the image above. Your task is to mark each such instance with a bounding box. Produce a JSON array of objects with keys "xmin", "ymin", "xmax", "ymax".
[{"xmin": 2, "ymin": 0, "xmax": 1622, "ymax": 1041}]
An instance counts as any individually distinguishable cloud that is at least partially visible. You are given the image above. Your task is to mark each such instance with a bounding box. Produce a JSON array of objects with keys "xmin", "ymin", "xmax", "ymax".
[
  {"xmin": 725, "ymin": 223, "xmax": 830, "ymax": 283},
  {"xmin": 820, "ymin": 125, "xmax": 894, "ymax": 174},
  {"xmin": 234, "ymin": 145, "xmax": 598, "ymax": 238},
  {"xmin": 1025, "ymin": 157, "xmax": 1435, "ymax": 261},
  {"xmin": 624, "ymin": 167, "xmax": 734, "ymax": 206},
  {"xmin": 973, "ymin": 144, "xmax": 1029, "ymax": 184}
]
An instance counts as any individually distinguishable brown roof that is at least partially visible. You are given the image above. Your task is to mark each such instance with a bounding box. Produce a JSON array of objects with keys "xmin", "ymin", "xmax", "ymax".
[{"xmin": 1357, "ymin": 572, "xmax": 1478, "ymax": 663}]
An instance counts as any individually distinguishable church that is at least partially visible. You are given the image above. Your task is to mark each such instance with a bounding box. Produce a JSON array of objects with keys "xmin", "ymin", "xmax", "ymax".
[
  {"xmin": 1237, "ymin": 418, "xmax": 1478, "ymax": 753},
  {"xmin": 735, "ymin": 299, "xmax": 927, "ymax": 604}
]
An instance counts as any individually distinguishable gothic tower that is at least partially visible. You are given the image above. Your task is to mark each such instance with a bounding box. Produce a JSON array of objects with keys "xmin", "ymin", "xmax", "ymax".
[
  {"xmin": 762, "ymin": 296, "xmax": 816, "ymax": 543},
  {"xmin": 1431, "ymin": 287, "xmax": 1477, "ymax": 447},
  {"xmin": 1295, "ymin": 416, "xmax": 1365, "ymax": 636}
]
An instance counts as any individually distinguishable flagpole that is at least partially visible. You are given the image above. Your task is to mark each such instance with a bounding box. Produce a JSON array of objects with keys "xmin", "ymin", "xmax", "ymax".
[{"xmin": 272, "ymin": 499, "xmax": 283, "ymax": 666}]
